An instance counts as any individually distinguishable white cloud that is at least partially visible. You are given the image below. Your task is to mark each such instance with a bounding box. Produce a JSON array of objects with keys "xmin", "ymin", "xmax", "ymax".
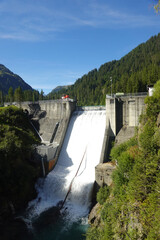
[
  {"xmin": 85, "ymin": 1, "xmax": 159, "ymax": 28},
  {"xmin": 0, "ymin": 0, "xmax": 158, "ymax": 41}
]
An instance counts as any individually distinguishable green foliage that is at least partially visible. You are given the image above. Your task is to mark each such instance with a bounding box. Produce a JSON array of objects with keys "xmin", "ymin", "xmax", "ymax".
[
  {"xmin": 4, "ymin": 87, "xmax": 41, "ymax": 103},
  {"xmin": 144, "ymin": 96, "xmax": 160, "ymax": 121},
  {"xmin": 86, "ymin": 226, "xmax": 103, "ymax": 240},
  {"xmin": 110, "ymin": 137, "xmax": 137, "ymax": 163},
  {"xmin": 96, "ymin": 186, "xmax": 110, "ymax": 205},
  {"xmin": 8, "ymin": 87, "xmax": 14, "ymax": 102},
  {"xmin": 0, "ymin": 106, "xmax": 40, "ymax": 218},
  {"xmin": 152, "ymin": 79, "xmax": 160, "ymax": 98},
  {"xmin": 139, "ymin": 121, "xmax": 157, "ymax": 153}
]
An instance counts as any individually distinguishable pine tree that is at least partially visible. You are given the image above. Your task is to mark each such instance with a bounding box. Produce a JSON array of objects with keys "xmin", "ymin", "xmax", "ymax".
[{"xmin": 8, "ymin": 87, "xmax": 14, "ymax": 103}]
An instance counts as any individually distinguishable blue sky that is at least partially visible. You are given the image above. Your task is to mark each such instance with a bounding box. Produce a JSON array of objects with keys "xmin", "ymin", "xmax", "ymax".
[{"xmin": 0, "ymin": 0, "xmax": 159, "ymax": 94}]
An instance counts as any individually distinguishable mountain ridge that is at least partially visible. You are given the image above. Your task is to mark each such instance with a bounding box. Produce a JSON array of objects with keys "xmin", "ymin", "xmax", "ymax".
[
  {"xmin": 0, "ymin": 64, "xmax": 32, "ymax": 95},
  {"xmin": 48, "ymin": 85, "xmax": 72, "ymax": 95}
]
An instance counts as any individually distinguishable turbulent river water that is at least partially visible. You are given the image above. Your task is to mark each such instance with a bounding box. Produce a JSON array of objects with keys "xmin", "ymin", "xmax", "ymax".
[{"xmin": 24, "ymin": 110, "xmax": 106, "ymax": 240}]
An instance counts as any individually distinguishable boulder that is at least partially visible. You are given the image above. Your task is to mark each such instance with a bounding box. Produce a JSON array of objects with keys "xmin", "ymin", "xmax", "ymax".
[
  {"xmin": 88, "ymin": 203, "xmax": 101, "ymax": 226},
  {"xmin": 95, "ymin": 162, "xmax": 116, "ymax": 188}
]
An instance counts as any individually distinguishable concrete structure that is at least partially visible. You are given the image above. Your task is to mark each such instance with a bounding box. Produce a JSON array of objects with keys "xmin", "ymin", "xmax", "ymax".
[
  {"xmin": 16, "ymin": 99, "xmax": 75, "ymax": 143},
  {"xmin": 95, "ymin": 93, "xmax": 147, "ymax": 189},
  {"xmin": 114, "ymin": 126, "xmax": 135, "ymax": 146},
  {"xmin": 18, "ymin": 99, "xmax": 76, "ymax": 174},
  {"xmin": 147, "ymin": 85, "xmax": 154, "ymax": 97},
  {"xmin": 100, "ymin": 92, "xmax": 142, "ymax": 160},
  {"xmin": 106, "ymin": 93, "xmax": 147, "ymax": 137},
  {"xmin": 95, "ymin": 162, "xmax": 116, "ymax": 187}
]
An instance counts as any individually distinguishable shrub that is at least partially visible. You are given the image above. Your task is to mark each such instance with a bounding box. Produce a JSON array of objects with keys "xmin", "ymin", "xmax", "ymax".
[{"xmin": 97, "ymin": 185, "xmax": 110, "ymax": 205}]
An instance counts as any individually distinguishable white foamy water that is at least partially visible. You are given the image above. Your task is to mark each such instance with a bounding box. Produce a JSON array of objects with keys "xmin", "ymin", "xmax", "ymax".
[{"xmin": 28, "ymin": 110, "xmax": 106, "ymax": 221}]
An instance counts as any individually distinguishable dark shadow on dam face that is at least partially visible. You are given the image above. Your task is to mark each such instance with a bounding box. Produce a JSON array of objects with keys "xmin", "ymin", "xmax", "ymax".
[{"xmin": 116, "ymin": 98, "xmax": 123, "ymax": 135}]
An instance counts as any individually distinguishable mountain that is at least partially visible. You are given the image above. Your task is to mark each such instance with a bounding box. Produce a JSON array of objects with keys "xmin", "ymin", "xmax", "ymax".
[
  {"xmin": 48, "ymin": 33, "xmax": 160, "ymax": 106},
  {"xmin": 0, "ymin": 64, "xmax": 32, "ymax": 95},
  {"xmin": 48, "ymin": 85, "xmax": 72, "ymax": 95}
]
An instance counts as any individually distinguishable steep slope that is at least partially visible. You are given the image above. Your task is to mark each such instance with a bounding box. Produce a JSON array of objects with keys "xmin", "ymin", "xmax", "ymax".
[
  {"xmin": 0, "ymin": 64, "xmax": 32, "ymax": 95},
  {"xmin": 49, "ymin": 33, "xmax": 160, "ymax": 106}
]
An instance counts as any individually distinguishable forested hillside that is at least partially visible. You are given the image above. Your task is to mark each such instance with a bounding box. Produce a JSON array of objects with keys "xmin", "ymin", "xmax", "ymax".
[
  {"xmin": 0, "ymin": 64, "xmax": 32, "ymax": 95},
  {"xmin": 47, "ymin": 85, "xmax": 72, "ymax": 96},
  {"xmin": 86, "ymin": 81, "xmax": 160, "ymax": 239},
  {"xmin": 0, "ymin": 106, "xmax": 40, "ymax": 223},
  {"xmin": 49, "ymin": 33, "xmax": 160, "ymax": 106}
]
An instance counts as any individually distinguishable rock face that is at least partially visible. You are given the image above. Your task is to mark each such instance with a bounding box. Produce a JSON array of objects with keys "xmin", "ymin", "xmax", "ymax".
[
  {"xmin": 90, "ymin": 162, "xmax": 116, "ymax": 226},
  {"xmin": 95, "ymin": 162, "xmax": 116, "ymax": 188},
  {"xmin": 88, "ymin": 203, "xmax": 101, "ymax": 226}
]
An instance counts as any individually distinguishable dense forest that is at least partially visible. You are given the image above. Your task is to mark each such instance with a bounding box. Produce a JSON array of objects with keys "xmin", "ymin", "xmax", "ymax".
[
  {"xmin": 86, "ymin": 81, "xmax": 160, "ymax": 240},
  {"xmin": 49, "ymin": 33, "xmax": 160, "ymax": 106},
  {"xmin": 0, "ymin": 106, "xmax": 40, "ymax": 225},
  {"xmin": 0, "ymin": 86, "xmax": 44, "ymax": 105}
]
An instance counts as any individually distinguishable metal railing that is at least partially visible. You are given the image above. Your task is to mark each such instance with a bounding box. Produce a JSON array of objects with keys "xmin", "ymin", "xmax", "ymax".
[{"xmin": 106, "ymin": 92, "xmax": 148, "ymax": 98}]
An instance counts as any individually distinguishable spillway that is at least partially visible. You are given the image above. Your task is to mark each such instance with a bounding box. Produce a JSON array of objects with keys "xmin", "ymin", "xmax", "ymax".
[{"xmin": 28, "ymin": 109, "xmax": 106, "ymax": 223}]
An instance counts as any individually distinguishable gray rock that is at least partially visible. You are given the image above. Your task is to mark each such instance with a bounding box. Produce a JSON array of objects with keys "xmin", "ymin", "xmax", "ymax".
[
  {"xmin": 95, "ymin": 162, "xmax": 116, "ymax": 188},
  {"xmin": 88, "ymin": 203, "xmax": 101, "ymax": 226}
]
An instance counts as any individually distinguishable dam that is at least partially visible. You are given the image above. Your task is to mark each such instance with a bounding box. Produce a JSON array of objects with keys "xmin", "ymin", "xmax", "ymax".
[
  {"xmin": 9, "ymin": 93, "xmax": 147, "ymax": 179},
  {"xmin": 5, "ymin": 93, "xmax": 147, "ymax": 239},
  {"xmin": 12, "ymin": 93, "xmax": 147, "ymax": 181}
]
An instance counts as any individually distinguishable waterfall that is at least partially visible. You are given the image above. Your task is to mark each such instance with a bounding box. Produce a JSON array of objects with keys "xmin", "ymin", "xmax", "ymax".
[{"xmin": 28, "ymin": 110, "xmax": 106, "ymax": 222}]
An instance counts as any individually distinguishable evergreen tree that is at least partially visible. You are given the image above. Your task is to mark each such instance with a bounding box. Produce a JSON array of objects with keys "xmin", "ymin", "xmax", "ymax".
[
  {"xmin": 14, "ymin": 86, "xmax": 23, "ymax": 103},
  {"xmin": 8, "ymin": 87, "xmax": 14, "ymax": 103},
  {"xmin": 39, "ymin": 89, "xmax": 44, "ymax": 100}
]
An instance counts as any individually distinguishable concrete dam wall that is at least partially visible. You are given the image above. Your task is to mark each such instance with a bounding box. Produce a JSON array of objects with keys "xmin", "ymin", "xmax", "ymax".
[
  {"xmin": 14, "ymin": 93, "xmax": 147, "ymax": 179},
  {"xmin": 19, "ymin": 99, "xmax": 76, "ymax": 174},
  {"xmin": 21, "ymin": 100, "xmax": 75, "ymax": 143}
]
